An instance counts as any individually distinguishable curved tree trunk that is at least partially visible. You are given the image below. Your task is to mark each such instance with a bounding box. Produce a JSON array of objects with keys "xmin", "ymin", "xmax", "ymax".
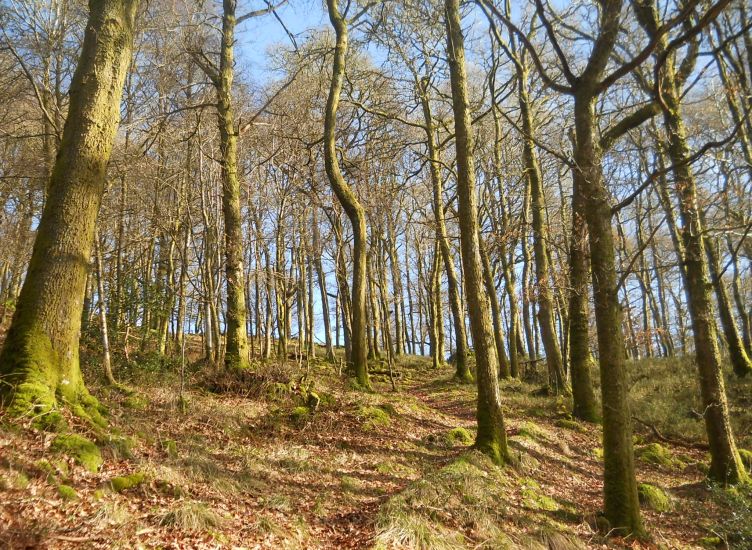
[
  {"xmin": 0, "ymin": 0, "xmax": 140, "ymax": 424},
  {"xmin": 324, "ymin": 0, "xmax": 370, "ymax": 389}
]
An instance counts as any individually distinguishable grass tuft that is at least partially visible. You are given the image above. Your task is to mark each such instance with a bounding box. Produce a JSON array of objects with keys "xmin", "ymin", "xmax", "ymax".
[{"xmin": 160, "ymin": 501, "xmax": 222, "ymax": 532}]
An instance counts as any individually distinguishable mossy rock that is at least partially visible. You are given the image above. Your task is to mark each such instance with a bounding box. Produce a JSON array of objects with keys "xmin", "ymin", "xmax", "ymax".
[
  {"xmin": 554, "ymin": 418, "xmax": 587, "ymax": 433},
  {"xmin": 739, "ymin": 449, "xmax": 752, "ymax": 472},
  {"xmin": 123, "ymin": 394, "xmax": 148, "ymax": 410},
  {"xmin": 443, "ymin": 427, "xmax": 473, "ymax": 447},
  {"xmin": 697, "ymin": 536, "xmax": 722, "ymax": 548},
  {"xmin": 51, "ymin": 434, "xmax": 102, "ymax": 473},
  {"xmin": 358, "ymin": 406, "xmax": 391, "ymax": 430},
  {"xmin": 638, "ymin": 483, "xmax": 672, "ymax": 512},
  {"xmin": 109, "ymin": 472, "xmax": 147, "ymax": 493},
  {"xmin": 57, "ymin": 484, "xmax": 78, "ymax": 501},
  {"xmin": 636, "ymin": 443, "xmax": 684, "ymax": 469}
]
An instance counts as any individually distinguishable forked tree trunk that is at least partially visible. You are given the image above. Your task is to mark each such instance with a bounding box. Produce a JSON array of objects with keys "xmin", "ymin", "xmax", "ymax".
[{"xmin": 0, "ymin": 0, "xmax": 140, "ymax": 424}]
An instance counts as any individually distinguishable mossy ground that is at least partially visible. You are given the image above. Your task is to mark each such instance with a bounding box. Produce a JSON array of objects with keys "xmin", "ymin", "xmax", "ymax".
[{"xmin": 0, "ymin": 340, "xmax": 748, "ymax": 548}]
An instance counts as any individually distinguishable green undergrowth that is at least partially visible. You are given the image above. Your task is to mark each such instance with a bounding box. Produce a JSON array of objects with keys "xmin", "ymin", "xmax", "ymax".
[
  {"xmin": 707, "ymin": 483, "xmax": 752, "ymax": 547},
  {"xmin": 159, "ymin": 500, "xmax": 222, "ymax": 532},
  {"xmin": 626, "ymin": 357, "xmax": 752, "ymax": 449}
]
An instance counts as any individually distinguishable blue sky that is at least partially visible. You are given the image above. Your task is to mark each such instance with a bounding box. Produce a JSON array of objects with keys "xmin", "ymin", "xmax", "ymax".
[{"xmin": 235, "ymin": 0, "xmax": 326, "ymax": 79}]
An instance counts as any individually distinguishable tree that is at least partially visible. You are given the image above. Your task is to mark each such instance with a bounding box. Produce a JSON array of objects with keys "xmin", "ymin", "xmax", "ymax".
[
  {"xmin": 324, "ymin": 0, "xmax": 371, "ymax": 389},
  {"xmin": 0, "ymin": 0, "xmax": 140, "ymax": 424},
  {"xmin": 634, "ymin": 0, "xmax": 748, "ymax": 484},
  {"xmin": 445, "ymin": 0, "xmax": 509, "ymax": 464}
]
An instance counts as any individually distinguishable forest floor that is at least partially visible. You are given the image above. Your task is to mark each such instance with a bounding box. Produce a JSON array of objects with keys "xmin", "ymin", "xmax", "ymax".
[{"xmin": 1, "ymin": 343, "xmax": 751, "ymax": 549}]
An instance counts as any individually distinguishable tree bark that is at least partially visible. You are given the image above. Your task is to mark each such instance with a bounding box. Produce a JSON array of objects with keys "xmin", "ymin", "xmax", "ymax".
[
  {"xmin": 445, "ymin": 0, "xmax": 508, "ymax": 464},
  {"xmin": 0, "ymin": 0, "xmax": 140, "ymax": 424},
  {"xmin": 324, "ymin": 0, "xmax": 370, "ymax": 389}
]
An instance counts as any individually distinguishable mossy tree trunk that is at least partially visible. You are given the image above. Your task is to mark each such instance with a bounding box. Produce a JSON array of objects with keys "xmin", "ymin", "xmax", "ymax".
[
  {"xmin": 634, "ymin": 0, "xmax": 748, "ymax": 484},
  {"xmin": 706, "ymin": 236, "xmax": 752, "ymax": 377},
  {"xmin": 516, "ymin": 60, "xmax": 567, "ymax": 393},
  {"xmin": 324, "ymin": 0, "xmax": 370, "ymax": 389},
  {"xmin": 418, "ymin": 85, "xmax": 471, "ymax": 382},
  {"xmin": 570, "ymin": 0, "xmax": 643, "ymax": 534},
  {"xmin": 568, "ymin": 171, "xmax": 598, "ymax": 422},
  {"xmin": 445, "ymin": 0, "xmax": 508, "ymax": 464},
  {"xmin": 217, "ymin": 0, "xmax": 251, "ymax": 371},
  {"xmin": 479, "ymin": 231, "xmax": 510, "ymax": 378},
  {"xmin": 574, "ymin": 87, "xmax": 642, "ymax": 536},
  {"xmin": 0, "ymin": 0, "xmax": 140, "ymax": 422}
]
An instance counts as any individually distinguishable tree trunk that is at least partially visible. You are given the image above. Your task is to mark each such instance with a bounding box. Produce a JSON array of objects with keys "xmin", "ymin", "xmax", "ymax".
[
  {"xmin": 418, "ymin": 84, "xmax": 471, "ymax": 381},
  {"xmin": 635, "ymin": 0, "xmax": 748, "ymax": 484},
  {"xmin": 445, "ymin": 0, "xmax": 508, "ymax": 464},
  {"xmin": 324, "ymin": 0, "xmax": 370, "ymax": 389},
  {"xmin": 0, "ymin": 0, "xmax": 140, "ymax": 424},
  {"xmin": 217, "ymin": 0, "xmax": 251, "ymax": 370}
]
